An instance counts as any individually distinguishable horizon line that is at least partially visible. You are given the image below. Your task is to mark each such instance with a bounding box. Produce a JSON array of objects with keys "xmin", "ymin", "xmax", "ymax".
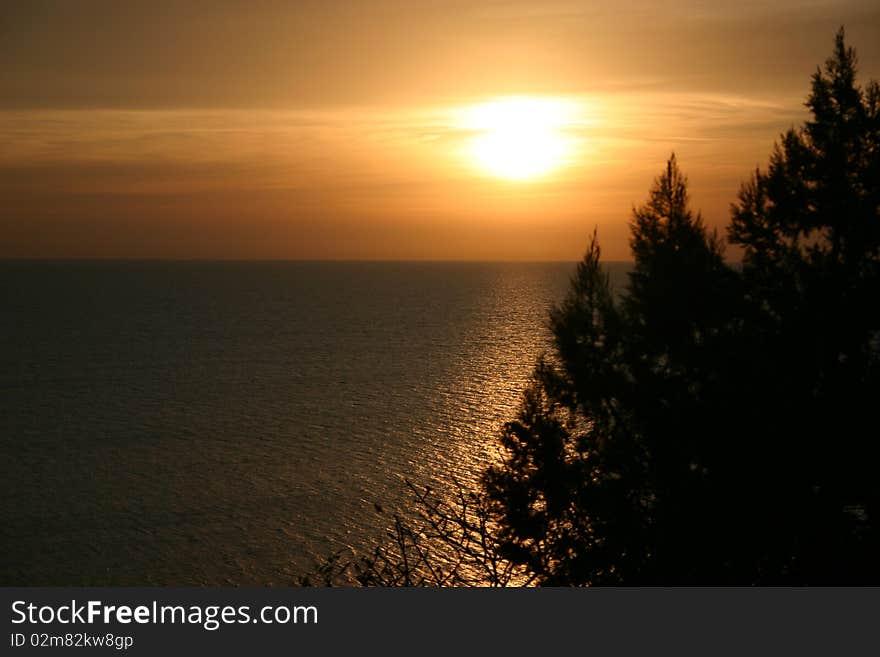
[{"xmin": 0, "ymin": 257, "xmax": 635, "ymax": 264}]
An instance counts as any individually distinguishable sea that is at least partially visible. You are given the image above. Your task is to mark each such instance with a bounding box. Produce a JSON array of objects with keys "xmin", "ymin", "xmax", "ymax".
[{"xmin": 1, "ymin": 260, "xmax": 630, "ymax": 585}]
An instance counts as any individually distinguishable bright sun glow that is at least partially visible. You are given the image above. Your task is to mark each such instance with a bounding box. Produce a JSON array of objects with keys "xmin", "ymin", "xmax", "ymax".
[{"xmin": 459, "ymin": 97, "xmax": 578, "ymax": 181}]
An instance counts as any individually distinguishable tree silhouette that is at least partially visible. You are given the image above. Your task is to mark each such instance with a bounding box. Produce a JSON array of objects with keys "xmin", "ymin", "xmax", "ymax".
[
  {"xmin": 485, "ymin": 29, "xmax": 879, "ymax": 584},
  {"xmin": 485, "ymin": 156, "xmax": 743, "ymax": 584},
  {"xmin": 726, "ymin": 27, "xmax": 880, "ymax": 582}
]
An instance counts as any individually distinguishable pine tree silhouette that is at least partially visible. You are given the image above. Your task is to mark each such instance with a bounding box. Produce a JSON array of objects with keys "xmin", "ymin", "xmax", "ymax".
[{"xmin": 485, "ymin": 30, "xmax": 880, "ymax": 584}]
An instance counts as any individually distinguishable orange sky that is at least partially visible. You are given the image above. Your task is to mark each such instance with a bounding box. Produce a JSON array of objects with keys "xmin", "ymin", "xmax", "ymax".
[{"xmin": 2, "ymin": 1, "xmax": 879, "ymax": 260}]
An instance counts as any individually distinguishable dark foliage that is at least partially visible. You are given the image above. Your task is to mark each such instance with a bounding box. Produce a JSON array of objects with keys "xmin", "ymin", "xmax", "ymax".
[{"xmin": 485, "ymin": 29, "xmax": 880, "ymax": 585}]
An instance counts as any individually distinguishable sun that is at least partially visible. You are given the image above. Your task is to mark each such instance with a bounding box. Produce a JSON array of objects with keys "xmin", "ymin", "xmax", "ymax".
[{"xmin": 459, "ymin": 97, "xmax": 576, "ymax": 181}]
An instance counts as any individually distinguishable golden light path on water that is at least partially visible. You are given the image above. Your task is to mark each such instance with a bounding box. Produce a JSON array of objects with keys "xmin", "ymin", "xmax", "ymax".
[{"xmin": 2, "ymin": 260, "xmax": 636, "ymax": 585}]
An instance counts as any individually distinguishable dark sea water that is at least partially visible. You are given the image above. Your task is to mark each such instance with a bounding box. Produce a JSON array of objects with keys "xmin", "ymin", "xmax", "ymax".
[{"xmin": 1, "ymin": 261, "xmax": 629, "ymax": 585}]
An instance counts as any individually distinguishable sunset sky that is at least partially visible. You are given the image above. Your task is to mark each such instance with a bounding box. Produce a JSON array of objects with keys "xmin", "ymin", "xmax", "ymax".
[{"xmin": 2, "ymin": 1, "xmax": 879, "ymax": 260}]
